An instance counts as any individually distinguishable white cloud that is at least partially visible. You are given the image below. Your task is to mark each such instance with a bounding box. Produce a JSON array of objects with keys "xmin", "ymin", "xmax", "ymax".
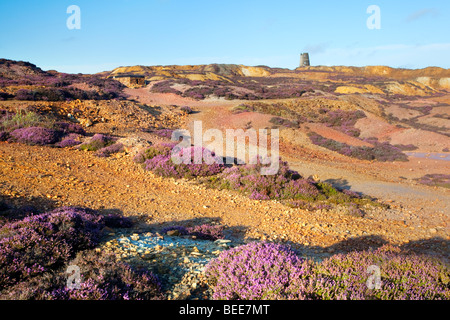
[{"xmin": 406, "ymin": 8, "xmax": 439, "ymax": 22}]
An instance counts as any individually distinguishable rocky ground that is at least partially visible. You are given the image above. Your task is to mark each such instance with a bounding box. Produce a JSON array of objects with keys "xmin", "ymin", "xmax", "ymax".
[
  {"xmin": 1, "ymin": 62, "xmax": 449, "ymax": 299},
  {"xmin": 1, "ymin": 136, "xmax": 448, "ymax": 298}
]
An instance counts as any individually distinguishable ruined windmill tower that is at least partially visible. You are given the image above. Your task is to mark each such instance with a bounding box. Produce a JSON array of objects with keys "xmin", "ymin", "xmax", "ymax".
[{"xmin": 299, "ymin": 53, "xmax": 310, "ymax": 67}]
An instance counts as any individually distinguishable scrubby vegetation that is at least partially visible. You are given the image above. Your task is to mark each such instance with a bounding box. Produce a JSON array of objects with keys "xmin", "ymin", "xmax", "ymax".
[
  {"xmin": 308, "ymin": 132, "xmax": 408, "ymax": 162},
  {"xmin": 135, "ymin": 142, "xmax": 380, "ymax": 214},
  {"xmin": 415, "ymin": 174, "xmax": 450, "ymax": 189},
  {"xmin": 0, "ymin": 59, "xmax": 127, "ymax": 101},
  {"xmin": 0, "ymin": 206, "xmax": 129, "ymax": 288},
  {"xmin": 2, "ymin": 205, "xmax": 447, "ymax": 300},
  {"xmin": 0, "ymin": 205, "xmax": 164, "ymax": 300},
  {"xmin": 78, "ymin": 133, "xmax": 116, "ymax": 151},
  {"xmin": 135, "ymin": 143, "xmax": 226, "ymax": 179},
  {"xmin": 150, "ymin": 77, "xmax": 319, "ymax": 101},
  {"xmin": 0, "ymin": 109, "xmax": 87, "ymax": 146},
  {"xmin": 206, "ymin": 242, "xmax": 450, "ymax": 300}
]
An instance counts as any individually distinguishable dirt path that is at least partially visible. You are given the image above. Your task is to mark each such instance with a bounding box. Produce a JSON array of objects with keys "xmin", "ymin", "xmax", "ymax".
[{"xmin": 287, "ymin": 158, "xmax": 450, "ymax": 217}]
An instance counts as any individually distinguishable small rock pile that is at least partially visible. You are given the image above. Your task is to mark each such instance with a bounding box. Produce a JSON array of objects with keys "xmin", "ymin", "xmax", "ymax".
[{"xmin": 102, "ymin": 231, "xmax": 234, "ymax": 300}]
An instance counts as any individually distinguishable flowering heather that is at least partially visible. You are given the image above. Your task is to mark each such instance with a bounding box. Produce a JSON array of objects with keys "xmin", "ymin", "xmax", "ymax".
[
  {"xmin": 269, "ymin": 117, "xmax": 300, "ymax": 128},
  {"xmin": 94, "ymin": 143, "xmax": 124, "ymax": 157},
  {"xmin": 50, "ymin": 250, "xmax": 164, "ymax": 300},
  {"xmin": 217, "ymin": 159, "xmax": 319, "ymax": 201},
  {"xmin": 345, "ymin": 203, "xmax": 365, "ymax": 217},
  {"xmin": 319, "ymin": 109, "xmax": 366, "ymax": 137},
  {"xmin": 206, "ymin": 243, "xmax": 450, "ymax": 300},
  {"xmin": 205, "ymin": 242, "xmax": 314, "ymax": 300},
  {"xmin": 0, "ymin": 207, "xmax": 104, "ymax": 288},
  {"xmin": 150, "ymin": 80, "xmax": 182, "ymax": 95},
  {"xmin": 133, "ymin": 142, "xmax": 179, "ymax": 163},
  {"xmin": 342, "ymin": 189, "xmax": 361, "ymax": 198},
  {"xmin": 308, "ymin": 132, "xmax": 408, "ymax": 162},
  {"xmin": 79, "ymin": 133, "xmax": 116, "ymax": 151},
  {"xmin": 153, "ymin": 128, "xmax": 174, "ymax": 139},
  {"xmin": 144, "ymin": 145, "xmax": 225, "ymax": 179},
  {"xmin": 1, "ymin": 250, "xmax": 163, "ymax": 300},
  {"xmin": 58, "ymin": 138, "xmax": 81, "ymax": 148},
  {"xmin": 9, "ymin": 126, "xmax": 61, "ymax": 145},
  {"xmin": 57, "ymin": 134, "xmax": 82, "ymax": 148},
  {"xmin": 311, "ymin": 245, "xmax": 450, "ymax": 300},
  {"xmin": 54, "ymin": 122, "xmax": 86, "ymax": 135},
  {"xmin": 0, "ymin": 205, "xmax": 135, "ymax": 292},
  {"xmin": 416, "ymin": 174, "xmax": 450, "ymax": 189}
]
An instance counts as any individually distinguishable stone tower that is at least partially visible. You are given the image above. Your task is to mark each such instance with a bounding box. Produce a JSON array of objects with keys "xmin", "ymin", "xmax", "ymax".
[{"xmin": 299, "ymin": 53, "xmax": 310, "ymax": 67}]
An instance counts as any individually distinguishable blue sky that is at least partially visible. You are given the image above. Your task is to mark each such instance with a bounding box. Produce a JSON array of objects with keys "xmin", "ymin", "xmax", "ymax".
[{"xmin": 0, "ymin": 0, "xmax": 449, "ymax": 73}]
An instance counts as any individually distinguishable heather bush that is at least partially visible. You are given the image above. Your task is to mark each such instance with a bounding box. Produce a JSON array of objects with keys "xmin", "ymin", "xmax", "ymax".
[
  {"xmin": 102, "ymin": 213, "xmax": 133, "ymax": 228},
  {"xmin": 345, "ymin": 203, "xmax": 365, "ymax": 217},
  {"xmin": 153, "ymin": 128, "xmax": 174, "ymax": 139},
  {"xmin": 269, "ymin": 117, "xmax": 300, "ymax": 128},
  {"xmin": 57, "ymin": 138, "xmax": 82, "ymax": 148},
  {"xmin": 416, "ymin": 174, "xmax": 450, "ymax": 189},
  {"xmin": 0, "ymin": 207, "xmax": 104, "ymax": 288},
  {"xmin": 79, "ymin": 134, "xmax": 116, "ymax": 151},
  {"xmin": 0, "ymin": 92, "xmax": 13, "ymax": 100},
  {"xmin": 9, "ymin": 126, "xmax": 61, "ymax": 145},
  {"xmin": 94, "ymin": 143, "xmax": 124, "ymax": 157},
  {"xmin": 143, "ymin": 145, "xmax": 225, "ymax": 179},
  {"xmin": 1, "ymin": 250, "xmax": 163, "ymax": 300},
  {"xmin": 14, "ymin": 86, "xmax": 124, "ymax": 102},
  {"xmin": 206, "ymin": 243, "xmax": 450, "ymax": 300},
  {"xmin": 328, "ymin": 109, "xmax": 360, "ymax": 125},
  {"xmin": 133, "ymin": 142, "xmax": 178, "ymax": 164},
  {"xmin": 311, "ymin": 245, "xmax": 450, "ymax": 300},
  {"xmin": 54, "ymin": 121, "xmax": 86, "ymax": 135},
  {"xmin": 205, "ymin": 242, "xmax": 314, "ymax": 299},
  {"xmin": 51, "ymin": 250, "xmax": 163, "ymax": 300},
  {"xmin": 308, "ymin": 133, "xmax": 408, "ymax": 162},
  {"xmin": 342, "ymin": 189, "xmax": 361, "ymax": 198},
  {"xmin": 216, "ymin": 158, "xmax": 319, "ymax": 201},
  {"xmin": 150, "ymin": 80, "xmax": 181, "ymax": 95}
]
